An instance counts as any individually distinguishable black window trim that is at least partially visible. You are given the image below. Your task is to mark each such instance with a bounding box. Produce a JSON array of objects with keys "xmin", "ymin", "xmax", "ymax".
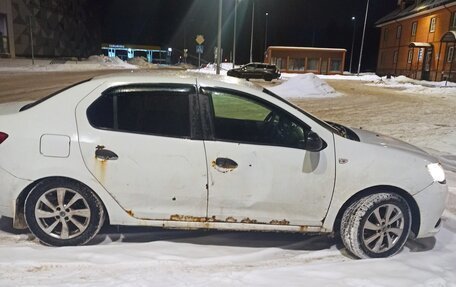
[
  {"xmin": 198, "ymin": 86, "xmax": 318, "ymax": 150},
  {"xmin": 86, "ymin": 83, "xmax": 199, "ymax": 140}
]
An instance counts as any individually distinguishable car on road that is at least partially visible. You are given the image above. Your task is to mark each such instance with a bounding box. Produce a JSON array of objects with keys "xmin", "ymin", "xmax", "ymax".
[
  {"xmin": 227, "ymin": 63, "xmax": 281, "ymax": 81},
  {"xmin": 0, "ymin": 73, "xmax": 448, "ymax": 258}
]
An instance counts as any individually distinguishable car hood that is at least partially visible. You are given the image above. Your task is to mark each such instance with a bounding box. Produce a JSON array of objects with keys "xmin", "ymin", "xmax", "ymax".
[
  {"xmin": 0, "ymin": 101, "xmax": 33, "ymax": 115},
  {"xmin": 351, "ymin": 128, "xmax": 432, "ymax": 159}
]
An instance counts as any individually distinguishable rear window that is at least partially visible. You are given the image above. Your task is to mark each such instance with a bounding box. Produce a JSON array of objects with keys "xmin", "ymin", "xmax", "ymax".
[{"xmin": 20, "ymin": 79, "xmax": 91, "ymax": 112}]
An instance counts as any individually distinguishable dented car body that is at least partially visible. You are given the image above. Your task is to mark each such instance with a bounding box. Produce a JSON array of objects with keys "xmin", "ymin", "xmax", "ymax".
[{"xmin": 0, "ymin": 73, "xmax": 448, "ymax": 258}]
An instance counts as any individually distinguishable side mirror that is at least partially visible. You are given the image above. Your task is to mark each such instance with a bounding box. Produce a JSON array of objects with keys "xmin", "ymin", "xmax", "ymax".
[{"xmin": 306, "ymin": 131, "xmax": 325, "ymax": 152}]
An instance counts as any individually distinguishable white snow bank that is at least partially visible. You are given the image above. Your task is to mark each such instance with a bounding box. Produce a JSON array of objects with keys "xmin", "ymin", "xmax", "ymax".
[
  {"xmin": 281, "ymin": 73, "xmax": 382, "ymax": 82},
  {"xmin": 368, "ymin": 75, "xmax": 456, "ymax": 96},
  {"xmin": 127, "ymin": 57, "xmax": 160, "ymax": 69},
  {"xmin": 0, "ymin": 55, "xmax": 138, "ymax": 72},
  {"xmin": 269, "ymin": 73, "xmax": 341, "ymax": 99},
  {"xmin": 192, "ymin": 62, "xmax": 236, "ymax": 75}
]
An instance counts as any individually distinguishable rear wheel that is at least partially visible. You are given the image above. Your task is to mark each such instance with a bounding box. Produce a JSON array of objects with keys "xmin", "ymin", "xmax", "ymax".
[
  {"xmin": 25, "ymin": 179, "xmax": 105, "ymax": 246},
  {"xmin": 340, "ymin": 193, "xmax": 411, "ymax": 258}
]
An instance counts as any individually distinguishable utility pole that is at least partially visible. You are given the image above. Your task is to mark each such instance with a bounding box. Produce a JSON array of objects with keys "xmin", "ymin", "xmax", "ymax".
[
  {"xmin": 216, "ymin": 0, "xmax": 222, "ymax": 74},
  {"xmin": 249, "ymin": 1, "xmax": 255, "ymax": 63},
  {"xmin": 29, "ymin": 16, "xmax": 35, "ymax": 65},
  {"xmin": 233, "ymin": 0, "xmax": 238, "ymax": 68},
  {"xmin": 357, "ymin": 0, "xmax": 370, "ymax": 76},
  {"xmin": 349, "ymin": 17, "xmax": 356, "ymax": 74},
  {"xmin": 264, "ymin": 12, "xmax": 269, "ymax": 53}
]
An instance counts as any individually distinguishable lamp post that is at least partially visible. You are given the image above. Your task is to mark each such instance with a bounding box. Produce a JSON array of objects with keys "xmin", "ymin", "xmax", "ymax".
[
  {"xmin": 249, "ymin": 0, "xmax": 255, "ymax": 63},
  {"xmin": 233, "ymin": 0, "xmax": 238, "ymax": 68},
  {"xmin": 357, "ymin": 0, "xmax": 370, "ymax": 76},
  {"xmin": 264, "ymin": 12, "xmax": 269, "ymax": 53},
  {"xmin": 216, "ymin": 0, "xmax": 222, "ymax": 75},
  {"xmin": 349, "ymin": 16, "xmax": 356, "ymax": 74}
]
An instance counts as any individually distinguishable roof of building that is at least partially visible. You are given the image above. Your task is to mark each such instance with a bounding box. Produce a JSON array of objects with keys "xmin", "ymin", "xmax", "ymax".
[{"xmin": 376, "ymin": 0, "xmax": 456, "ymax": 26}]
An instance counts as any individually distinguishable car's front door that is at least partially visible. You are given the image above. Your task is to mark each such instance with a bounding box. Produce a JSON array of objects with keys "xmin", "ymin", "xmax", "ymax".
[
  {"xmin": 200, "ymin": 87, "xmax": 336, "ymax": 226},
  {"xmin": 76, "ymin": 84, "xmax": 208, "ymax": 220}
]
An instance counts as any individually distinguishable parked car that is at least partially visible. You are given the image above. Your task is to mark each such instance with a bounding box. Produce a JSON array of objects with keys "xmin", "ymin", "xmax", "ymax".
[
  {"xmin": 0, "ymin": 74, "xmax": 447, "ymax": 258},
  {"xmin": 227, "ymin": 63, "xmax": 281, "ymax": 81}
]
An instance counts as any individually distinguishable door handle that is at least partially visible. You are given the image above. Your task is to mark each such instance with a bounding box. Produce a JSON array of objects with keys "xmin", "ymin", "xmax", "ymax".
[
  {"xmin": 95, "ymin": 146, "xmax": 118, "ymax": 161},
  {"xmin": 215, "ymin": 157, "xmax": 238, "ymax": 169}
]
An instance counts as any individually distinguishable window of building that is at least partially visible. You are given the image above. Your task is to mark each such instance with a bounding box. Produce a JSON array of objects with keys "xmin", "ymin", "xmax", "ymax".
[
  {"xmin": 447, "ymin": 46, "xmax": 455, "ymax": 63},
  {"xmin": 429, "ymin": 17, "xmax": 436, "ymax": 33},
  {"xmin": 451, "ymin": 12, "xmax": 456, "ymax": 28},
  {"xmin": 288, "ymin": 58, "xmax": 305, "ymax": 71},
  {"xmin": 87, "ymin": 86, "xmax": 192, "ymax": 138},
  {"xmin": 407, "ymin": 49, "xmax": 413, "ymax": 64},
  {"xmin": 0, "ymin": 14, "xmax": 9, "ymax": 54},
  {"xmin": 411, "ymin": 21, "xmax": 418, "ymax": 36},
  {"xmin": 396, "ymin": 25, "xmax": 402, "ymax": 39},
  {"xmin": 393, "ymin": 50, "xmax": 398, "ymax": 64},
  {"xmin": 384, "ymin": 28, "xmax": 389, "ymax": 41},
  {"xmin": 329, "ymin": 59, "xmax": 342, "ymax": 72},
  {"xmin": 418, "ymin": 48, "xmax": 424, "ymax": 61},
  {"xmin": 205, "ymin": 89, "xmax": 309, "ymax": 149},
  {"xmin": 307, "ymin": 58, "xmax": 319, "ymax": 71}
]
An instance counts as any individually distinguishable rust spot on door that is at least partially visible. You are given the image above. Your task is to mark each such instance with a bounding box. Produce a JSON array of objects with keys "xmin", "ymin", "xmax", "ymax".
[
  {"xmin": 170, "ymin": 214, "xmax": 215, "ymax": 222},
  {"xmin": 241, "ymin": 218, "xmax": 258, "ymax": 224},
  {"xmin": 269, "ymin": 219, "xmax": 290, "ymax": 225},
  {"xmin": 225, "ymin": 216, "xmax": 237, "ymax": 223},
  {"xmin": 126, "ymin": 210, "xmax": 135, "ymax": 217}
]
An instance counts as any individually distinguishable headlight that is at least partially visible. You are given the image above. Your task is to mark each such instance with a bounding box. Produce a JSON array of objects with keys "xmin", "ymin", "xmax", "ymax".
[{"xmin": 427, "ymin": 163, "xmax": 446, "ymax": 184}]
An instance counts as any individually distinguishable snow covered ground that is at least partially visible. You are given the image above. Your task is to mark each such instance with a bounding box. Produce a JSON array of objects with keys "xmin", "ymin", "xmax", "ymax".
[
  {"xmin": 0, "ymin": 70, "xmax": 456, "ymax": 286},
  {"xmin": 269, "ymin": 74, "xmax": 341, "ymax": 99}
]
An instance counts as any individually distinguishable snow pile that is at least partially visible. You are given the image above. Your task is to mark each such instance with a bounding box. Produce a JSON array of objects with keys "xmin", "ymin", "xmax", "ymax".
[
  {"xmin": 127, "ymin": 57, "xmax": 160, "ymax": 69},
  {"xmin": 269, "ymin": 73, "xmax": 341, "ymax": 99},
  {"xmin": 0, "ymin": 55, "xmax": 138, "ymax": 72},
  {"xmin": 369, "ymin": 75, "xmax": 456, "ymax": 96},
  {"xmin": 319, "ymin": 73, "xmax": 382, "ymax": 82},
  {"xmin": 193, "ymin": 62, "xmax": 236, "ymax": 75}
]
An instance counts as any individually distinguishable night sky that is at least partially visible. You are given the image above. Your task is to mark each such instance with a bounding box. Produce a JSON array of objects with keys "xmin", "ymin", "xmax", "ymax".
[{"xmin": 101, "ymin": 0, "xmax": 398, "ymax": 71}]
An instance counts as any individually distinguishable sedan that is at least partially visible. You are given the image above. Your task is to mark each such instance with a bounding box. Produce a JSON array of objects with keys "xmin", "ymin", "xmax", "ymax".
[
  {"xmin": 227, "ymin": 63, "xmax": 281, "ymax": 81},
  {"xmin": 0, "ymin": 73, "xmax": 448, "ymax": 259}
]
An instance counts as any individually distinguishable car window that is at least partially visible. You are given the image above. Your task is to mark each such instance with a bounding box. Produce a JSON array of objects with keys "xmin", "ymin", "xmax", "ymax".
[
  {"xmin": 87, "ymin": 86, "xmax": 191, "ymax": 138},
  {"xmin": 203, "ymin": 88, "xmax": 309, "ymax": 149}
]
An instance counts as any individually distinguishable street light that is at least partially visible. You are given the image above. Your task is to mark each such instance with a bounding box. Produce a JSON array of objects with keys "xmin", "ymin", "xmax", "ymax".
[
  {"xmin": 349, "ymin": 16, "xmax": 356, "ymax": 74},
  {"xmin": 249, "ymin": 1, "xmax": 255, "ymax": 63},
  {"xmin": 233, "ymin": 0, "xmax": 238, "ymax": 68},
  {"xmin": 357, "ymin": 0, "xmax": 370, "ymax": 76},
  {"xmin": 216, "ymin": 0, "xmax": 222, "ymax": 75},
  {"xmin": 264, "ymin": 12, "xmax": 269, "ymax": 53}
]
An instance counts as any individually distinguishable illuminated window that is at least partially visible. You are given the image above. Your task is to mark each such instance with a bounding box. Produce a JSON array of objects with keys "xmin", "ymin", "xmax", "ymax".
[
  {"xmin": 429, "ymin": 17, "xmax": 436, "ymax": 33},
  {"xmin": 330, "ymin": 59, "xmax": 342, "ymax": 72},
  {"xmin": 411, "ymin": 21, "xmax": 418, "ymax": 36},
  {"xmin": 307, "ymin": 58, "xmax": 319, "ymax": 71},
  {"xmin": 451, "ymin": 12, "xmax": 456, "ymax": 28},
  {"xmin": 448, "ymin": 46, "xmax": 455, "ymax": 63}
]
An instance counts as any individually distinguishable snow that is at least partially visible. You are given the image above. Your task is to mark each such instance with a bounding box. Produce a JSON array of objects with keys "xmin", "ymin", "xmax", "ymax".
[
  {"xmin": 367, "ymin": 75, "xmax": 456, "ymax": 96},
  {"xmin": 0, "ymin": 71, "xmax": 456, "ymax": 286},
  {"xmin": 269, "ymin": 73, "xmax": 341, "ymax": 99},
  {"xmin": 191, "ymin": 62, "xmax": 236, "ymax": 75},
  {"xmin": 0, "ymin": 55, "xmax": 138, "ymax": 72}
]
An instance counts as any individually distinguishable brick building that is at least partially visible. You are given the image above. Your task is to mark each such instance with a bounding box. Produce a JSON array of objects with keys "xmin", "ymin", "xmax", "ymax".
[
  {"xmin": 0, "ymin": 0, "xmax": 102, "ymax": 58},
  {"xmin": 264, "ymin": 46, "xmax": 346, "ymax": 75},
  {"xmin": 376, "ymin": 0, "xmax": 456, "ymax": 81}
]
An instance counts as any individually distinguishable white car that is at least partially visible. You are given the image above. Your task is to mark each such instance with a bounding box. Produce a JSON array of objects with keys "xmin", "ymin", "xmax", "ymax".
[{"xmin": 0, "ymin": 73, "xmax": 448, "ymax": 259}]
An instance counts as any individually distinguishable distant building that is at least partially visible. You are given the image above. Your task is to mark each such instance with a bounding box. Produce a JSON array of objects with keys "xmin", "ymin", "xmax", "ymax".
[
  {"xmin": 102, "ymin": 44, "xmax": 169, "ymax": 64},
  {"xmin": 376, "ymin": 0, "xmax": 456, "ymax": 81},
  {"xmin": 264, "ymin": 46, "xmax": 346, "ymax": 75},
  {"xmin": 0, "ymin": 0, "xmax": 101, "ymax": 58}
]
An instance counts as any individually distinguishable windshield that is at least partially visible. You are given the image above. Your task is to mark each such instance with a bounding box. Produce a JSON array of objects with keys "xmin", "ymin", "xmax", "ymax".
[{"xmin": 263, "ymin": 88, "xmax": 344, "ymax": 137}]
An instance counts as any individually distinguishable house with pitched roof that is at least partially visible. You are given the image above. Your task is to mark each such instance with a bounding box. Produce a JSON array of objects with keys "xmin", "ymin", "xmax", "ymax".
[{"xmin": 376, "ymin": 0, "xmax": 456, "ymax": 81}]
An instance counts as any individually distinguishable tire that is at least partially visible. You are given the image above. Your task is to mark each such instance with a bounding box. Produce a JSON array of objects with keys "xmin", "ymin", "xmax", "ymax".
[
  {"xmin": 264, "ymin": 76, "xmax": 273, "ymax": 82},
  {"xmin": 25, "ymin": 179, "xmax": 105, "ymax": 246},
  {"xmin": 340, "ymin": 193, "xmax": 411, "ymax": 259}
]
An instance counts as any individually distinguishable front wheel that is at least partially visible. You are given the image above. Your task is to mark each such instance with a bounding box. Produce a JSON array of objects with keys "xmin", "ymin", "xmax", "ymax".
[
  {"xmin": 25, "ymin": 179, "xmax": 105, "ymax": 246},
  {"xmin": 340, "ymin": 193, "xmax": 411, "ymax": 259}
]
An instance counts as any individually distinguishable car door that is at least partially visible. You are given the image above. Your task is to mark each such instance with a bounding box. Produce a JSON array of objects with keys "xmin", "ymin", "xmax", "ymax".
[
  {"xmin": 76, "ymin": 83, "xmax": 208, "ymax": 220},
  {"xmin": 200, "ymin": 87, "xmax": 336, "ymax": 226}
]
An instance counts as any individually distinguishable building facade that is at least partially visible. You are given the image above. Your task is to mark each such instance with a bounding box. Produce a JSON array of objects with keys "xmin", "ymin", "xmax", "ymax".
[
  {"xmin": 0, "ymin": 0, "xmax": 102, "ymax": 58},
  {"xmin": 264, "ymin": 46, "xmax": 346, "ymax": 75},
  {"xmin": 376, "ymin": 0, "xmax": 456, "ymax": 81}
]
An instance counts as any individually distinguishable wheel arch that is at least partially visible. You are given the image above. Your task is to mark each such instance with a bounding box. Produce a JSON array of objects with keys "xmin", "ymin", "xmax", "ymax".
[
  {"xmin": 13, "ymin": 176, "xmax": 110, "ymax": 229},
  {"xmin": 331, "ymin": 185, "xmax": 420, "ymax": 238}
]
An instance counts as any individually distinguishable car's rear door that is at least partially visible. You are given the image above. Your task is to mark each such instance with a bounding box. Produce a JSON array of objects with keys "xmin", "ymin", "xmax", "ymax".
[
  {"xmin": 200, "ymin": 86, "xmax": 336, "ymax": 226},
  {"xmin": 76, "ymin": 83, "xmax": 208, "ymax": 220}
]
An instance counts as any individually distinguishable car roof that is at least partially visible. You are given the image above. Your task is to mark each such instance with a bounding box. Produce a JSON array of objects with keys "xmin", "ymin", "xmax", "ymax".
[{"xmin": 91, "ymin": 71, "xmax": 263, "ymax": 92}]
